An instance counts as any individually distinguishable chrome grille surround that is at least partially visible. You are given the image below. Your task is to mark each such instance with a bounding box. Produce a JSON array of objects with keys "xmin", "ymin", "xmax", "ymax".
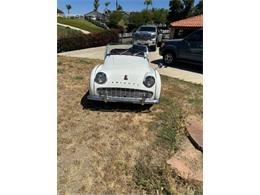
[{"xmin": 97, "ymin": 88, "xmax": 153, "ymax": 99}]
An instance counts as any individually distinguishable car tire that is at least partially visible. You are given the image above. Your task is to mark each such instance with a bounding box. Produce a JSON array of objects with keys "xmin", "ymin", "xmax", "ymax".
[
  {"xmin": 163, "ymin": 52, "xmax": 175, "ymax": 65},
  {"xmin": 150, "ymin": 45, "xmax": 156, "ymax": 52}
]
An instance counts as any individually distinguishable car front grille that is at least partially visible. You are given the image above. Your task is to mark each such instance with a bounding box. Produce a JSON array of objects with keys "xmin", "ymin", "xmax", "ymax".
[
  {"xmin": 135, "ymin": 34, "xmax": 152, "ymax": 41},
  {"xmin": 136, "ymin": 36, "xmax": 151, "ymax": 41},
  {"xmin": 97, "ymin": 88, "xmax": 153, "ymax": 99},
  {"xmin": 139, "ymin": 37, "xmax": 150, "ymax": 41}
]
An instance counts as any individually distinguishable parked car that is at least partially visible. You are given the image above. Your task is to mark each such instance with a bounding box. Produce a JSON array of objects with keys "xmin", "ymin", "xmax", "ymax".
[
  {"xmin": 87, "ymin": 44, "xmax": 161, "ymax": 105},
  {"xmin": 133, "ymin": 25, "xmax": 159, "ymax": 51},
  {"xmin": 157, "ymin": 26, "xmax": 170, "ymax": 47},
  {"xmin": 159, "ymin": 29, "xmax": 203, "ymax": 65}
]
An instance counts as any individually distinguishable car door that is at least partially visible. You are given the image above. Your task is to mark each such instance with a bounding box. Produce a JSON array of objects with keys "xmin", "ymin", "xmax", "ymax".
[{"xmin": 181, "ymin": 30, "xmax": 203, "ymax": 62}]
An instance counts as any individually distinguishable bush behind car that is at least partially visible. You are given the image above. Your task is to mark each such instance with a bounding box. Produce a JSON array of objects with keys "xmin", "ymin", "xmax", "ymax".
[{"xmin": 57, "ymin": 29, "xmax": 119, "ymax": 53}]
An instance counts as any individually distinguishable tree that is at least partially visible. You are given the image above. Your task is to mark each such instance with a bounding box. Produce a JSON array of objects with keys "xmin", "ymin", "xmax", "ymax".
[
  {"xmin": 108, "ymin": 11, "xmax": 123, "ymax": 27},
  {"xmin": 94, "ymin": 0, "xmax": 100, "ymax": 11},
  {"xmin": 117, "ymin": 4, "xmax": 123, "ymax": 11},
  {"xmin": 116, "ymin": 0, "xmax": 119, "ymax": 10},
  {"xmin": 128, "ymin": 12, "xmax": 146, "ymax": 28},
  {"xmin": 104, "ymin": 1, "xmax": 111, "ymax": 16},
  {"xmin": 152, "ymin": 8, "xmax": 168, "ymax": 24},
  {"xmin": 190, "ymin": 0, "xmax": 203, "ymax": 16},
  {"xmin": 66, "ymin": 4, "xmax": 72, "ymax": 16},
  {"xmin": 105, "ymin": 1, "xmax": 111, "ymax": 9},
  {"xmin": 182, "ymin": 0, "xmax": 194, "ymax": 17},
  {"xmin": 168, "ymin": 0, "xmax": 194, "ymax": 22},
  {"xmin": 142, "ymin": 10, "xmax": 153, "ymax": 23},
  {"xmin": 144, "ymin": 0, "xmax": 153, "ymax": 10}
]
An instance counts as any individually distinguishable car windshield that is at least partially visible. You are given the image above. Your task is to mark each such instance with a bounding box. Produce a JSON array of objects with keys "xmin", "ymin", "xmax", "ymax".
[
  {"xmin": 106, "ymin": 44, "xmax": 148, "ymax": 57},
  {"xmin": 138, "ymin": 27, "xmax": 156, "ymax": 32}
]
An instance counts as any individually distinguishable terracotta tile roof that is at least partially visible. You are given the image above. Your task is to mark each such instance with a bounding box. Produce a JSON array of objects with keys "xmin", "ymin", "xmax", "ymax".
[{"xmin": 170, "ymin": 15, "xmax": 203, "ymax": 28}]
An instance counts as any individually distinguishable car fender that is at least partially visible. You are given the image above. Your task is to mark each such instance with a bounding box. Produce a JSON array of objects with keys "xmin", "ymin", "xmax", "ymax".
[
  {"xmin": 154, "ymin": 69, "xmax": 161, "ymax": 100},
  {"xmin": 164, "ymin": 45, "xmax": 178, "ymax": 57},
  {"xmin": 89, "ymin": 64, "xmax": 102, "ymax": 95}
]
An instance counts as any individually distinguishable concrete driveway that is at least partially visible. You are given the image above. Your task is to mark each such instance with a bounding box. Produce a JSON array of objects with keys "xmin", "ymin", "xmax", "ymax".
[
  {"xmin": 58, "ymin": 23, "xmax": 90, "ymax": 34},
  {"xmin": 58, "ymin": 46, "xmax": 203, "ymax": 84}
]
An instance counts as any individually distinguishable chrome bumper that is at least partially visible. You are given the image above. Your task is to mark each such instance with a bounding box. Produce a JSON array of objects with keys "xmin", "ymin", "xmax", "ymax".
[
  {"xmin": 87, "ymin": 95, "xmax": 159, "ymax": 104},
  {"xmin": 133, "ymin": 40, "xmax": 156, "ymax": 46}
]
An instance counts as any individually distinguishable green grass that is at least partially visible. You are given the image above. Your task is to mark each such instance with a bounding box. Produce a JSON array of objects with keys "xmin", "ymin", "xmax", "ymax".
[
  {"xmin": 57, "ymin": 68, "xmax": 64, "ymax": 74},
  {"xmin": 73, "ymin": 75, "xmax": 84, "ymax": 80},
  {"xmin": 57, "ymin": 17, "xmax": 104, "ymax": 33},
  {"xmin": 57, "ymin": 25, "xmax": 85, "ymax": 39},
  {"xmin": 133, "ymin": 75, "xmax": 203, "ymax": 194}
]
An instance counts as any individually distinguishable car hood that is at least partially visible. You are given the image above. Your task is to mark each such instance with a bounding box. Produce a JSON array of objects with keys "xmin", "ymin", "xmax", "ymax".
[
  {"xmin": 96, "ymin": 55, "xmax": 154, "ymax": 86},
  {"xmin": 165, "ymin": 38, "xmax": 184, "ymax": 45}
]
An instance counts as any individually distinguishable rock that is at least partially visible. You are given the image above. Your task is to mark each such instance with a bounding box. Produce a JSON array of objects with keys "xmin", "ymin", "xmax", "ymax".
[
  {"xmin": 186, "ymin": 116, "xmax": 203, "ymax": 151},
  {"xmin": 167, "ymin": 138, "xmax": 203, "ymax": 182}
]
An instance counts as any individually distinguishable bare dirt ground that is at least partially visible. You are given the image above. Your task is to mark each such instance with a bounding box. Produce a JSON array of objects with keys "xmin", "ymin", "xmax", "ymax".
[{"xmin": 58, "ymin": 56, "xmax": 203, "ymax": 194}]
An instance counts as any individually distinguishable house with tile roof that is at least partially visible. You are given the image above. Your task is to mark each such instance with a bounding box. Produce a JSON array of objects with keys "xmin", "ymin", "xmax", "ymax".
[
  {"xmin": 57, "ymin": 9, "xmax": 64, "ymax": 17},
  {"xmin": 170, "ymin": 15, "xmax": 203, "ymax": 38},
  {"xmin": 84, "ymin": 10, "xmax": 106, "ymax": 21}
]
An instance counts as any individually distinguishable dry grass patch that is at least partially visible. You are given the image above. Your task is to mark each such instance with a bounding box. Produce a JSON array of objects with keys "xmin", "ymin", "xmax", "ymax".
[{"xmin": 58, "ymin": 56, "xmax": 203, "ymax": 194}]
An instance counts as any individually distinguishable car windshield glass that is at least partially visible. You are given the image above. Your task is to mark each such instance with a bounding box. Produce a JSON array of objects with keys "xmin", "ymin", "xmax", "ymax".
[
  {"xmin": 139, "ymin": 27, "xmax": 156, "ymax": 32},
  {"xmin": 106, "ymin": 44, "xmax": 147, "ymax": 57}
]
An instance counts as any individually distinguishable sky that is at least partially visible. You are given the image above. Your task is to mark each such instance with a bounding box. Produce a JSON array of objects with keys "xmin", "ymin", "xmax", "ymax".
[{"xmin": 58, "ymin": 0, "xmax": 200, "ymax": 15}]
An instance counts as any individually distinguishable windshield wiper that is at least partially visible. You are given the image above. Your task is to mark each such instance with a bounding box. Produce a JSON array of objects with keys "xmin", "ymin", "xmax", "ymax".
[
  {"xmin": 119, "ymin": 49, "xmax": 131, "ymax": 55},
  {"xmin": 133, "ymin": 51, "xmax": 144, "ymax": 56}
]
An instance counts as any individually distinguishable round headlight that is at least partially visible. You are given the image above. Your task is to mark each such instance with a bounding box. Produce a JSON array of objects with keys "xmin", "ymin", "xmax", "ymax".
[
  {"xmin": 94, "ymin": 72, "xmax": 107, "ymax": 84},
  {"xmin": 143, "ymin": 76, "xmax": 155, "ymax": 88}
]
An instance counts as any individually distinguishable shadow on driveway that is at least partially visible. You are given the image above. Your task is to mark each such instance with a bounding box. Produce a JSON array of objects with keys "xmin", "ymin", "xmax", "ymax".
[
  {"xmin": 81, "ymin": 92, "xmax": 152, "ymax": 113},
  {"xmin": 151, "ymin": 59, "xmax": 203, "ymax": 74}
]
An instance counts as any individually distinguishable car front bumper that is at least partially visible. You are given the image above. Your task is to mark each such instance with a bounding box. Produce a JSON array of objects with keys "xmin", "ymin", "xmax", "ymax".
[
  {"xmin": 87, "ymin": 94, "xmax": 159, "ymax": 104},
  {"xmin": 133, "ymin": 39, "xmax": 156, "ymax": 47}
]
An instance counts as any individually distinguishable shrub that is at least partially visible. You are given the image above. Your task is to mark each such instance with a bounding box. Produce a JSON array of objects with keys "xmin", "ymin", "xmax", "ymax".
[{"xmin": 57, "ymin": 29, "xmax": 119, "ymax": 53}]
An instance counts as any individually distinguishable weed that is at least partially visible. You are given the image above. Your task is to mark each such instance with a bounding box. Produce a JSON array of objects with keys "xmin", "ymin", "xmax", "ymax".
[
  {"xmin": 73, "ymin": 75, "xmax": 83, "ymax": 80},
  {"xmin": 57, "ymin": 69, "xmax": 64, "ymax": 74},
  {"xmin": 134, "ymin": 158, "xmax": 172, "ymax": 194}
]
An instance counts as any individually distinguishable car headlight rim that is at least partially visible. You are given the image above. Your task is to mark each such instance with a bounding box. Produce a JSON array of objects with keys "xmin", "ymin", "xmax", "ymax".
[
  {"xmin": 143, "ymin": 76, "xmax": 155, "ymax": 88},
  {"xmin": 94, "ymin": 72, "xmax": 107, "ymax": 84}
]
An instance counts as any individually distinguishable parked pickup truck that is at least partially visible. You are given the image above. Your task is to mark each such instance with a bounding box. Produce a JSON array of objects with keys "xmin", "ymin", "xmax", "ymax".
[
  {"xmin": 159, "ymin": 29, "xmax": 203, "ymax": 65},
  {"xmin": 133, "ymin": 25, "xmax": 159, "ymax": 51}
]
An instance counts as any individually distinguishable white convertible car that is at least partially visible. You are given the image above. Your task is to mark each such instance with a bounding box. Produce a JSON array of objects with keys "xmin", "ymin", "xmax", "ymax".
[{"xmin": 87, "ymin": 44, "xmax": 161, "ymax": 105}]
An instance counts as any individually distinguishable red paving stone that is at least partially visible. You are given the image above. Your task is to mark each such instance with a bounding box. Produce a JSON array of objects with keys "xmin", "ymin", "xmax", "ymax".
[
  {"xmin": 186, "ymin": 117, "xmax": 203, "ymax": 151},
  {"xmin": 166, "ymin": 138, "xmax": 203, "ymax": 182}
]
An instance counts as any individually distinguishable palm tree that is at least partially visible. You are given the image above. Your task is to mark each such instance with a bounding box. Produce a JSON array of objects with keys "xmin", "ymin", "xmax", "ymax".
[
  {"xmin": 117, "ymin": 4, "xmax": 123, "ymax": 11},
  {"xmin": 94, "ymin": 0, "xmax": 100, "ymax": 11},
  {"xmin": 144, "ymin": 0, "xmax": 152, "ymax": 10},
  {"xmin": 116, "ymin": 0, "xmax": 119, "ymax": 10},
  {"xmin": 66, "ymin": 4, "xmax": 72, "ymax": 16},
  {"xmin": 105, "ymin": 1, "xmax": 111, "ymax": 9}
]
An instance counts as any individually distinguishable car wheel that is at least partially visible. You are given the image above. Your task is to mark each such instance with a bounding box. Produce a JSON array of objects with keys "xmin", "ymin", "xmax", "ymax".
[
  {"xmin": 150, "ymin": 45, "xmax": 156, "ymax": 52},
  {"xmin": 163, "ymin": 52, "xmax": 175, "ymax": 65}
]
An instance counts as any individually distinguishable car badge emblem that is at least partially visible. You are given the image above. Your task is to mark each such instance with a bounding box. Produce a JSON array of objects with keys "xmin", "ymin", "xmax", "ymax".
[{"xmin": 124, "ymin": 75, "xmax": 128, "ymax": 80}]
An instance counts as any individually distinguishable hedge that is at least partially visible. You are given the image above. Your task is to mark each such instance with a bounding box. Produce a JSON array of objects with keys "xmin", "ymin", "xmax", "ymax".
[{"xmin": 57, "ymin": 29, "xmax": 119, "ymax": 53}]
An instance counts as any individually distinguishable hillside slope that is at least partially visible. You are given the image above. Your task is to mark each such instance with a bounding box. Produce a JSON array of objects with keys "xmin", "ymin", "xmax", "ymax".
[{"xmin": 57, "ymin": 17, "xmax": 104, "ymax": 33}]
